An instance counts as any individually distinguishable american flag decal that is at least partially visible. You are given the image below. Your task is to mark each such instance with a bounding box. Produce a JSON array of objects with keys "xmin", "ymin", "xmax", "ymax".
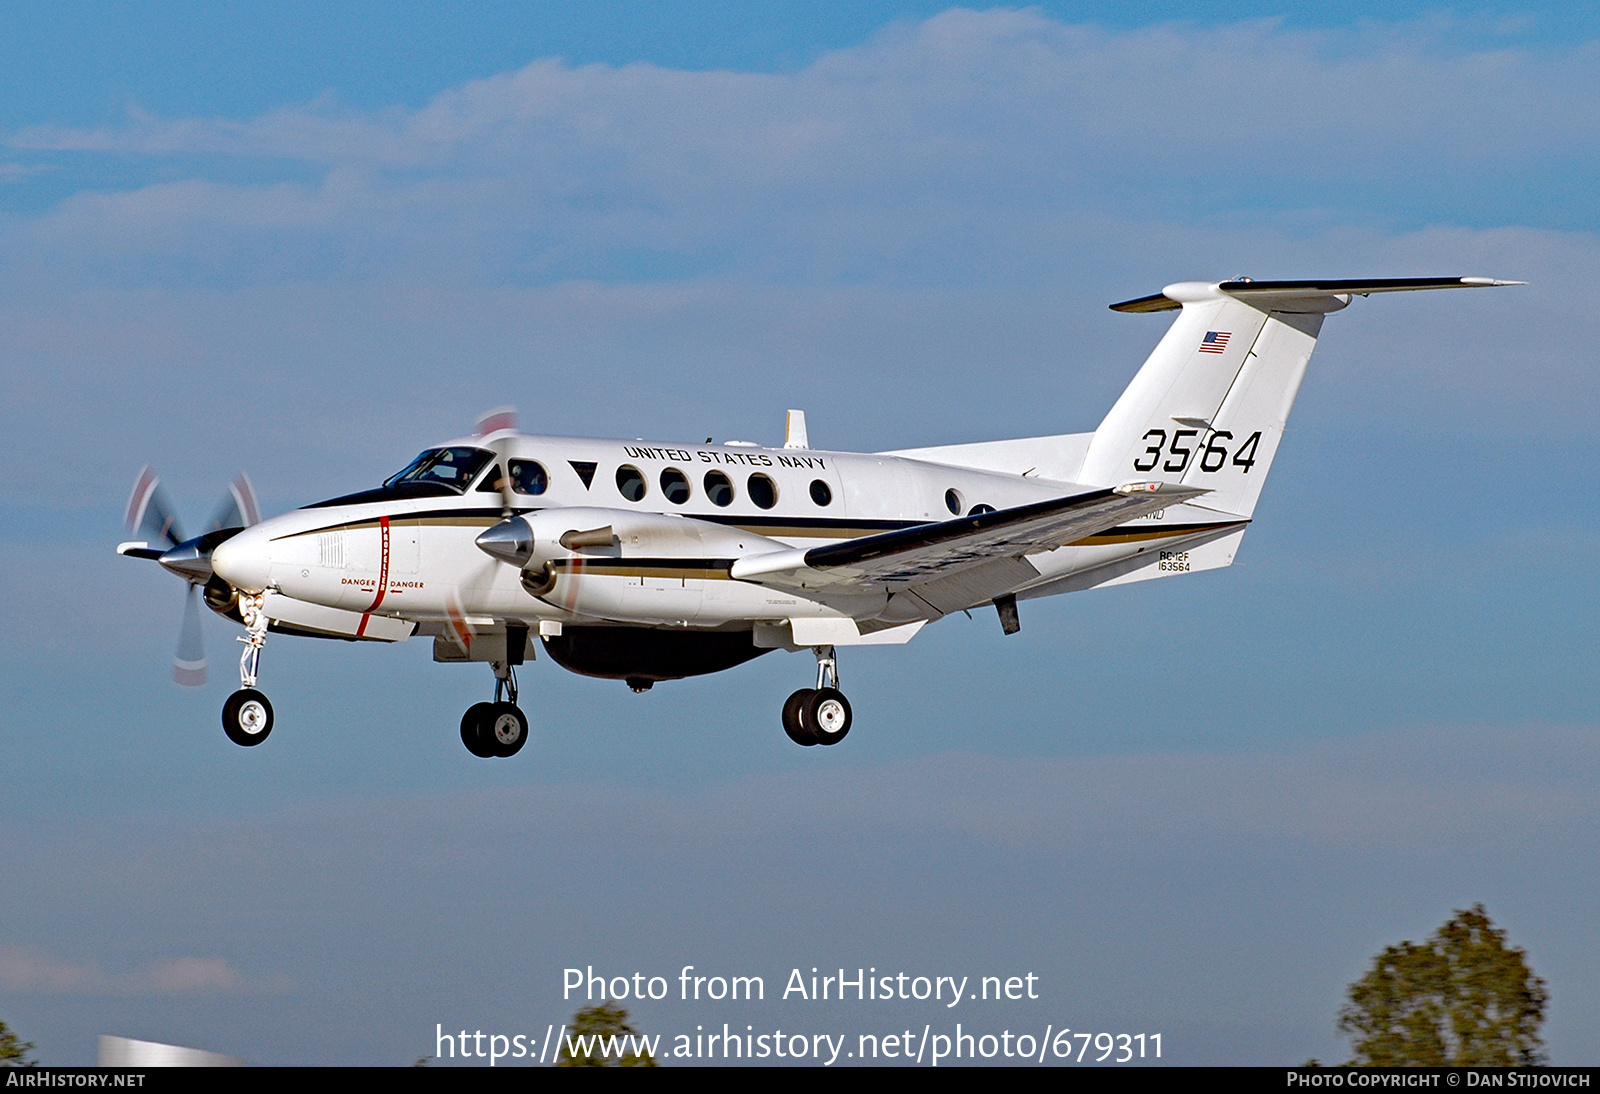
[{"xmin": 1199, "ymin": 331, "xmax": 1231, "ymax": 354}]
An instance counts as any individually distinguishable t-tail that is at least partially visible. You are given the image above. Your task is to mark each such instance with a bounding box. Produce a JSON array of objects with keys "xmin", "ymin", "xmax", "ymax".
[{"xmin": 1078, "ymin": 277, "xmax": 1521, "ymax": 518}]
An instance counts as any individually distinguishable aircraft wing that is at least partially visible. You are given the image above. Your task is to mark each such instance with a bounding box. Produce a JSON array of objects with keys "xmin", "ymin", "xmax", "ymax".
[{"xmin": 730, "ymin": 481, "xmax": 1206, "ymax": 592}]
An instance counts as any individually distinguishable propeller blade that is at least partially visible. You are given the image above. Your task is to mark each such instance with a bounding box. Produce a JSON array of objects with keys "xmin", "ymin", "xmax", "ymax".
[
  {"xmin": 126, "ymin": 466, "xmax": 185, "ymax": 549},
  {"xmin": 173, "ymin": 584, "xmax": 207, "ymax": 687},
  {"xmin": 474, "ymin": 406, "xmax": 519, "ymax": 517},
  {"xmin": 207, "ymin": 472, "xmax": 260, "ymax": 533},
  {"xmin": 444, "ymin": 590, "xmax": 475, "ymax": 656},
  {"xmin": 474, "ymin": 406, "xmax": 518, "ymax": 436}
]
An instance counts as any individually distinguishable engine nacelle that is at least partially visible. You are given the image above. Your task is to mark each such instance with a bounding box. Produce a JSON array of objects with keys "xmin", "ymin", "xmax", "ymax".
[{"xmin": 477, "ymin": 507, "xmax": 807, "ymax": 625}]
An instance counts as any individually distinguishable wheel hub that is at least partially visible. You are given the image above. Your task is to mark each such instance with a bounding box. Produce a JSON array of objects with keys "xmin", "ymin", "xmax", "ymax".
[
  {"xmin": 493, "ymin": 713, "xmax": 522, "ymax": 745},
  {"xmin": 238, "ymin": 700, "xmax": 268, "ymax": 735}
]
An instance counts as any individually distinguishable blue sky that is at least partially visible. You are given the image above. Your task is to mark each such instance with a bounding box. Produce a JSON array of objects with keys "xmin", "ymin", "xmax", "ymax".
[{"xmin": 2, "ymin": 2, "xmax": 1597, "ymax": 1066}]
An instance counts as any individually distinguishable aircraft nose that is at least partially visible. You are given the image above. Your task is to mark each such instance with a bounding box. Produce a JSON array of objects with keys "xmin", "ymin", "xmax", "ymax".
[{"xmin": 211, "ymin": 525, "xmax": 273, "ymax": 592}]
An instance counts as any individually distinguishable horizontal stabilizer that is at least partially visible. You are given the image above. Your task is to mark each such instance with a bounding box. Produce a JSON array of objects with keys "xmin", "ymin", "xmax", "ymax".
[{"xmin": 1111, "ymin": 276, "xmax": 1522, "ymax": 313}]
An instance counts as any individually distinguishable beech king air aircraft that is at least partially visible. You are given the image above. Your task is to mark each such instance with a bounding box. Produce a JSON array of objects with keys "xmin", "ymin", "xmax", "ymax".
[{"xmin": 119, "ymin": 276, "xmax": 1517, "ymax": 755}]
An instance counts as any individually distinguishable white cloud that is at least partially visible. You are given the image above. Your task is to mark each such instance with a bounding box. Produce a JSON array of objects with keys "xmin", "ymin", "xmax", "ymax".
[
  {"xmin": 0, "ymin": 162, "xmax": 53, "ymax": 182},
  {"xmin": 4, "ymin": 10, "xmax": 1597, "ymax": 288},
  {"xmin": 0, "ymin": 948, "xmax": 252, "ymax": 996}
]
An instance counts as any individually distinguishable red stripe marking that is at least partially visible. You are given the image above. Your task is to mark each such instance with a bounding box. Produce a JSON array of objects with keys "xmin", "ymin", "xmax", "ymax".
[{"xmin": 363, "ymin": 516, "xmax": 392, "ymax": 614}]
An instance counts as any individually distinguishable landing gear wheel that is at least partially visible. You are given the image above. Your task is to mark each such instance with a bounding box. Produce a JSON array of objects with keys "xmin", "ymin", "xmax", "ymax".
[
  {"xmin": 460, "ymin": 701, "xmax": 497, "ymax": 758},
  {"xmin": 805, "ymin": 687, "xmax": 852, "ymax": 746},
  {"xmin": 488, "ymin": 702, "xmax": 529, "ymax": 758},
  {"xmin": 782, "ymin": 689, "xmax": 817, "ymax": 746},
  {"xmin": 222, "ymin": 688, "xmax": 273, "ymax": 747}
]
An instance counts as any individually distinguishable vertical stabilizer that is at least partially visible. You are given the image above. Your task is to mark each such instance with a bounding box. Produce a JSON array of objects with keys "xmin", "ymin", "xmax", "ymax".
[{"xmin": 1078, "ymin": 281, "xmax": 1326, "ymax": 517}]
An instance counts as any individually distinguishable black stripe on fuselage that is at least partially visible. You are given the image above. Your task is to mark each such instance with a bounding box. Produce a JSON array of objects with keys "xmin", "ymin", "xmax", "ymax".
[
  {"xmin": 276, "ymin": 507, "xmax": 920, "ymax": 541},
  {"xmin": 275, "ymin": 503, "xmax": 1244, "ymax": 553},
  {"xmin": 275, "ymin": 508, "xmax": 518, "ymax": 539}
]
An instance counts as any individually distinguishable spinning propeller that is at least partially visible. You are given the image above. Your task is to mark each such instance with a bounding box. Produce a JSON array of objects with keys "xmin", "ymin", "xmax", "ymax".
[
  {"xmin": 119, "ymin": 467, "xmax": 260, "ymax": 687},
  {"xmin": 474, "ymin": 405, "xmax": 520, "ymax": 519}
]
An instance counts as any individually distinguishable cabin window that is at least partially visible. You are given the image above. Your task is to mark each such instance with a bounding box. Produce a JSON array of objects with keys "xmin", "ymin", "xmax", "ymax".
[
  {"xmin": 747, "ymin": 473, "xmax": 778, "ymax": 510},
  {"xmin": 944, "ymin": 488, "xmax": 963, "ymax": 515},
  {"xmin": 704, "ymin": 470, "xmax": 734, "ymax": 507},
  {"xmin": 809, "ymin": 479, "xmax": 832, "ymax": 506},
  {"xmin": 616, "ymin": 465, "xmax": 647, "ymax": 502},
  {"xmin": 510, "ymin": 460, "xmax": 548, "ymax": 496},
  {"xmin": 660, "ymin": 467, "xmax": 691, "ymax": 504}
]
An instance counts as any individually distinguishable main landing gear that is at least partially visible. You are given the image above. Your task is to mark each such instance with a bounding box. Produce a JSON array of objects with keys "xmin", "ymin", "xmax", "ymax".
[
  {"xmin": 782, "ymin": 645, "xmax": 853, "ymax": 748},
  {"xmin": 222, "ymin": 593, "xmax": 274, "ymax": 747},
  {"xmin": 460, "ymin": 661, "xmax": 529, "ymax": 759}
]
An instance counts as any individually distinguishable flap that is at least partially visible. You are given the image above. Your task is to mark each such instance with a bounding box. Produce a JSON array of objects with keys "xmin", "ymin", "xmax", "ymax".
[{"xmin": 730, "ymin": 481, "xmax": 1208, "ymax": 593}]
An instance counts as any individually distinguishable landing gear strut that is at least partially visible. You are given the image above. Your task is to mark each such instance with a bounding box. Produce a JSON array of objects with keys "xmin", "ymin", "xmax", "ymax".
[
  {"xmin": 222, "ymin": 593, "xmax": 273, "ymax": 747},
  {"xmin": 460, "ymin": 661, "xmax": 529, "ymax": 759},
  {"xmin": 781, "ymin": 645, "xmax": 853, "ymax": 747}
]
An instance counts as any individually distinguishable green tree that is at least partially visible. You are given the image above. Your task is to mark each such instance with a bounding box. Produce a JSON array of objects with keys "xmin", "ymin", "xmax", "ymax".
[
  {"xmin": 556, "ymin": 1001, "xmax": 657, "ymax": 1067},
  {"xmin": 0, "ymin": 1021, "xmax": 36, "ymax": 1067},
  {"xmin": 1337, "ymin": 905, "xmax": 1546, "ymax": 1066}
]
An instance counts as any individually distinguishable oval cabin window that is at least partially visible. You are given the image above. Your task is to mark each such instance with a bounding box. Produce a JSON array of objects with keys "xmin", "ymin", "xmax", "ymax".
[
  {"xmin": 660, "ymin": 468, "xmax": 691, "ymax": 504},
  {"xmin": 747, "ymin": 473, "xmax": 778, "ymax": 510},
  {"xmin": 704, "ymin": 471, "xmax": 734, "ymax": 507}
]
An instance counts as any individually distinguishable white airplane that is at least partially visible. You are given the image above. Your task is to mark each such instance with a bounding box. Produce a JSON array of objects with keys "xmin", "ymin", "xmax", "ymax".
[{"xmin": 119, "ymin": 276, "xmax": 1518, "ymax": 756}]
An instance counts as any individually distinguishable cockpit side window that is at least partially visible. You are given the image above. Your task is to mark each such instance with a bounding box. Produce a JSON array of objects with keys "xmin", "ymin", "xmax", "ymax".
[{"xmin": 384, "ymin": 447, "xmax": 494, "ymax": 494}]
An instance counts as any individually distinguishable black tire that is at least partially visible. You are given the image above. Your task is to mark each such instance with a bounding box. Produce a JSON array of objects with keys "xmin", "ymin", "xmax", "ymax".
[
  {"xmin": 805, "ymin": 687, "xmax": 852, "ymax": 746},
  {"xmin": 460, "ymin": 702, "xmax": 497, "ymax": 758},
  {"xmin": 222, "ymin": 688, "xmax": 273, "ymax": 747},
  {"xmin": 782, "ymin": 688, "xmax": 817, "ymax": 746},
  {"xmin": 488, "ymin": 703, "xmax": 529, "ymax": 758}
]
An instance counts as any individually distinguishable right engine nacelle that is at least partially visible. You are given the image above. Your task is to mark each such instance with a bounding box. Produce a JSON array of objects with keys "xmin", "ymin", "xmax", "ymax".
[{"xmin": 475, "ymin": 507, "xmax": 886, "ymax": 626}]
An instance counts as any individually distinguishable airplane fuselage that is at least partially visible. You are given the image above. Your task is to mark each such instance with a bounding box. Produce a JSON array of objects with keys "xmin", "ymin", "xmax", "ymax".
[{"xmin": 213, "ymin": 432, "xmax": 1239, "ymax": 645}]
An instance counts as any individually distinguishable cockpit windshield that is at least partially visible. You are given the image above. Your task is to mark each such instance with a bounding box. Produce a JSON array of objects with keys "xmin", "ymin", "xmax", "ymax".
[{"xmin": 383, "ymin": 447, "xmax": 494, "ymax": 494}]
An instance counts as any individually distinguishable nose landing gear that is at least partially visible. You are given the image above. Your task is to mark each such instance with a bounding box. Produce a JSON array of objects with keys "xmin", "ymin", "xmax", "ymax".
[
  {"xmin": 222, "ymin": 593, "xmax": 274, "ymax": 747},
  {"xmin": 460, "ymin": 661, "xmax": 530, "ymax": 758},
  {"xmin": 781, "ymin": 645, "xmax": 852, "ymax": 747}
]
